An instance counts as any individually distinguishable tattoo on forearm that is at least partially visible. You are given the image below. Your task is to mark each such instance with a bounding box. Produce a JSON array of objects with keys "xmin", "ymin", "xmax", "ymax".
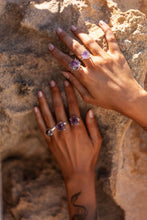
[{"xmin": 71, "ymin": 191, "xmax": 88, "ymax": 220}]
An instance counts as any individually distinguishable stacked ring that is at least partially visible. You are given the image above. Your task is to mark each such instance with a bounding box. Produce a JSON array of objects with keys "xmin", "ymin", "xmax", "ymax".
[{"xmin": 46, "ymin": 125, "xmax": 56, "ymax": 137}]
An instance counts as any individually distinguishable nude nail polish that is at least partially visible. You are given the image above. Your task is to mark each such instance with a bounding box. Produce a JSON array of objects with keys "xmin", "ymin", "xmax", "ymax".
[
  {"xmin": 99, "ymin": 20, "xmax": 105, "ymax": 26},
  {"xmin": 57, "ymin": 27, "xmax": 62, "ymax": 34},
  {"xmin": 34, "ymin": 106, "xmax": 38, "ymax": 113},
  {"xmin": 64, "ymin": 80, "xmax": 69, "ymax": 87},
  {"xmin": 50, "ymin": 80, "xmax": 56, "ymax": 87},
  {"xmin": 89, "ymin": 109, "xmax": 94, "ymax": 118},
  {"xmin": 71, "ymin": 25, "xmax": 77, "ymax": 31},
  {"xmin": 38, "ymin": 91, "xmax": 43, "ymax": 98},
  {"xmin": 48, "ymin": 43, "xmax": 54, "ymax": 51}
]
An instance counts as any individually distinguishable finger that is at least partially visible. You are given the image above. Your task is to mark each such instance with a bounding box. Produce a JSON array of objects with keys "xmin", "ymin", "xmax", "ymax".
[
  {"xmin": 71, "ymin": 25, "xmax": 104, "ymax": 56},
  {"xmin": 56, "ymin": 27, "xmax": 92, "ymax": 66},
  {"xmin": 50, "ymin": 80, "xmax": 69, "ymax": 129},
  {"xmin": 99, "ymin": 20, "xmax": 120, "ymax": 54},
  {"xmin": 34, "ymin": 106, "xmax": 50, "ymax": 139},
  {"xmin": 48, "ymin": 43, "xmax": 87, "ymax": 82},
  {"xmin": 86, "ymin": 109, "xmax": 102, "ymax": 147},
  {"xmin": 61, "ymin": 71, "xmax": 92, "ymax": 103},
  {"xmin": 38, "ymin": 91, "xmax": 55, "ymax": 128},
  {"xmin": 64, "ymin": 80, "xmax": 80, "ymax": 117}
]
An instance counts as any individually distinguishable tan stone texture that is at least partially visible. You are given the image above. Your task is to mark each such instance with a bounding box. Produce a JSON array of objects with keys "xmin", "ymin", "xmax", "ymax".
[{"xmin": 0, "ymin": 0, "xmax": 147, "ymax": 219}]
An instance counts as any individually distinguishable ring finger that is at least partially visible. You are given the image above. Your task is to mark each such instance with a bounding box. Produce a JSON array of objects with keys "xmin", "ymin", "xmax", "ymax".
[
  {"xmin": 48, "ymin": 44, "xmax": 87, "ymax": 83},
  {"xmin": 50, "ymin": 80, "xmax": 70, "ymax": 131}
]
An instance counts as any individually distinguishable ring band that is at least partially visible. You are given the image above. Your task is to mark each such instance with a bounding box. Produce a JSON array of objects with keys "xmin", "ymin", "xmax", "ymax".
[
  {"xmin": 69, "ymin": 115, "xmax": 80, "ymax": 126},
  {"xmin": 46, "ymin": 125, "xmax": 56, "ymax": 137}
]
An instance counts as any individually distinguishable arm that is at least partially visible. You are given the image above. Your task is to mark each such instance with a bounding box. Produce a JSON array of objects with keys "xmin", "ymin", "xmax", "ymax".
[
  {"xmin": 65, "ymin": 173, "xmax": 98, "ymax": 220},
  {"xmin": 125, "ymin": 89, "xmax": 147, "ymax": 130},
  {"xmin": 34, "ymin": 80, "xmax": 102, "ymax": 220},
  {"xmin": 48, "ymin": 21, "xmax": 147, "ymax": 129}
]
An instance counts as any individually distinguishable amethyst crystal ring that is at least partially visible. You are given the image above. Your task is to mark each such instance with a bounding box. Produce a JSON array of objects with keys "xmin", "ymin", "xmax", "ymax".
[
  {"xmin": 56, "ymin": 121, "xmax": 67, "ymax": 131},
  {"xmin": 46, "ymin": 125, "xmax": 56, "ymax": 137},
  {"xmin": 69, "ymin": 115, "xmax": 80, "ymax": 126},
  {"xmin": 81, "ymin": 50, "xmax": 90, "ymax": 60},
  {"xmin": 69, "ymin": 59, "xmax": 81, "ymax": 71}
]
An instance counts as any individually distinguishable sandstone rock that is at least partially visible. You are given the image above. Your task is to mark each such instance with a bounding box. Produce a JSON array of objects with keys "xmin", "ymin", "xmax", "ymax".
[{"xmin": 0, "ymin": 0, "xmax": 146, "ymax": 219}]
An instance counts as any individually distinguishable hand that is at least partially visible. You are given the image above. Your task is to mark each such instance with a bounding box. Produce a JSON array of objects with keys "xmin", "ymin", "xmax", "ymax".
[
  {"xmin": 48, "ymin": 21, "xmax": 146, "ymax": 116},
  {"xmin": 34, "ymin": 80, "xmax": 102, "ymax": 182}
]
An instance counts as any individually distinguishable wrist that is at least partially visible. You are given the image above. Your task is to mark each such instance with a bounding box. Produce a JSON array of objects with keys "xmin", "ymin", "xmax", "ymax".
[
  {"xmin": 120, "ymin": 82, "xmax": 147, "ymax": 127},
  {"xmin": 64, "ymin": 172, "xmax": 95, "ymax": 188}
]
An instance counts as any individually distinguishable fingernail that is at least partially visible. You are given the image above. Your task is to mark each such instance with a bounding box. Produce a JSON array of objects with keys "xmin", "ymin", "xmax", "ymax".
[
  {"xmin": 57, "ymin": 27, "xmax": 62, "ymax": 34},
  {"xmin": 38, "ymin": 91, "xmax": 43, "ymax": 98},
  {"xmin": 48, "ymin": 43, "xmax": 54, "ymax": 51},
  {"xmin": 50, "ymin": 80, "xmax": 56, "ymax": 87},
  {"xmin": 71, "ymin": 25, "xmax": 77, "ymax": 31},
  {"xmin": 64, "ymin": 80, "xmax": 69, "ymax": 87},
  {"xmin": 34, "ymin": 106, "xmax": 38, "ymax": 113},
  {"xmin": 62, "ymin": 71, "xmax": 69, "ymax": 79},
  {"xmin": 89, "ymin": 109, "xmax": 94, "ymax": 118},
  {"xmin": 99, "ymin": 20, "xmax": 105, "ymax": 26}
]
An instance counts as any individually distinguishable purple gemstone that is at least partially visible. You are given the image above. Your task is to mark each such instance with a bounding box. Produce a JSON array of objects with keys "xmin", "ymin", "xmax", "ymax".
[
  {"xmin": 81, "ymin": 50, "xmax": 90, "ymax": 60},
  {"xmin": 70, "ymin": 116, "xmax": 80, "ymax": 126},
  {"xmin": 56, "ymin": 121, "xmax": 66, "ymax": 131},
  {"xmin": 69, "ymin": 59, "xmax": 81, "ymax": 71}
]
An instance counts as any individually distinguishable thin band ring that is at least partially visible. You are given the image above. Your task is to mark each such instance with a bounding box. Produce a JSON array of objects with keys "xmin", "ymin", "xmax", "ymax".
[{"xmin": 46, "ymin": 125, "xmax": 56, "ymax": 137}]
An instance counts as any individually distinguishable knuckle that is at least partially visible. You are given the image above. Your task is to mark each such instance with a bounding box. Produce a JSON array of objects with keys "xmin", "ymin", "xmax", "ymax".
[{"xmin": 84, "ymin": 38, "xmax": 94, "ymax": 47}]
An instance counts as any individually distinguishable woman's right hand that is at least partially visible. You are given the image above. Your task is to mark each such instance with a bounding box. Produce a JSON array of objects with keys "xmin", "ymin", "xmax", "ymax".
[{"xmin": 48, "ymin": 21, "xmax": 147, "ymax": 129}]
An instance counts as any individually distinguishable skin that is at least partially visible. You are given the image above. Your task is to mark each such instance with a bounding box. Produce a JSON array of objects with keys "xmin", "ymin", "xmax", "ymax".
[
  {"xmin": 34, "ymin": 80, "xmax": 102, "ymax": 220},
  {"xmin": 48, "ymin": 20, "xmax": 147, "ymax": 130}
]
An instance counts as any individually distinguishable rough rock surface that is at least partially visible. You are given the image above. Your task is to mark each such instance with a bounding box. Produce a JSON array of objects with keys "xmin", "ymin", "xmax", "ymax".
[{"xmin": 0, "ymin": 0, "xmax": 147, "ymax": 220}]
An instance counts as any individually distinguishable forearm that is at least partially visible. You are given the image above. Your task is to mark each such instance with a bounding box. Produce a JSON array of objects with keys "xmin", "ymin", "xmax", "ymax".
[
  {"xmin": 124, "ymin": 87, "xmax": 147, "ymax": 129},
  {"xmin": 65, "ymin": 173, "xmax": 98, "ymax": 220},
  {"xmin": 116, "ymin": 80, "xmax": 147, "ymax": 130}
]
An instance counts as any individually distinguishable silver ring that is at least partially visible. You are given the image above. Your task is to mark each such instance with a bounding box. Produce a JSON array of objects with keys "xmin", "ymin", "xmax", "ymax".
[{"xmin": 46, "ymin": 125, "xmax": 56, "ymax": 137}]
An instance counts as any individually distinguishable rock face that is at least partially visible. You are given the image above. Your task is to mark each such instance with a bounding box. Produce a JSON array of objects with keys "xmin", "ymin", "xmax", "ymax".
[{"xmin": 0, "ymin": 0, "xmax": 147, "ymax": 220}]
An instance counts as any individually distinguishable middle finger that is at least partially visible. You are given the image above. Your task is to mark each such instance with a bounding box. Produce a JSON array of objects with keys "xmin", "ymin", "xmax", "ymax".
[
  {"xmin": 50, "ymin": 80, "xmax": 70, "ymax": 130},
  {"xmin": 56, "ymin": 27, "xmax": 91, "ymax": 65}
]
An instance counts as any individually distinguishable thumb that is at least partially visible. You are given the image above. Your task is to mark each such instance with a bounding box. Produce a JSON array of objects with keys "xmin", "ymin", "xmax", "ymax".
[{"xmin": 86, "ymin": 109, "xmax": 102, "ymax": 148}]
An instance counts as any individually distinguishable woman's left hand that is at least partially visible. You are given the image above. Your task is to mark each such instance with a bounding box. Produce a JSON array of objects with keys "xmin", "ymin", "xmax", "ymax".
[{"xmin": 34, "ymin": 81, "xmax": 102, "ymax": 182}]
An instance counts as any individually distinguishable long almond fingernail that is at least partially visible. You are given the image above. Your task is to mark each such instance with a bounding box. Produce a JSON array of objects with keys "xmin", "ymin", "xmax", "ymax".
[
  {"xmin": 34, "ymin": 106, "xmax": 38, "ymax": 113},
  {"xmin": 50, "ymin": 80, "xmax": 56, "ymax": 87},
  {"xmin": 48, "ymin": 43, "xmax": 54, "ymax": 51},
  {"xmin": 64, "ymin": 80, "xmax": 69, "ymax": 87},
  {"xmin": 71, "ymin": 25, "xmax": 77, "ymax": 31},
  {"xmin": 38, "ymin": 91, "xmax": 43, "ymax": 98},
  {"xmin": 89, "ymin": 109, "xmax": 94, "ymax": 118}
]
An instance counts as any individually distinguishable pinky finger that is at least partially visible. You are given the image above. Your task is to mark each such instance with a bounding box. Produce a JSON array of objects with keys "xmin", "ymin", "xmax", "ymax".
[
  {"xmin": 34, "ymin": 106, "xmax": 48, "ymax": 138},
  {"xmin": 61, "ymin": 71, "xmax": 92, "ymax": 103}
]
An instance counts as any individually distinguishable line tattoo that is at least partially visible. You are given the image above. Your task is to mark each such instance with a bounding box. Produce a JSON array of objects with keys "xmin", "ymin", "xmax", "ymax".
[{"xmin": 71, "ymin": 191, "xmax": 88, "ymax": 220}]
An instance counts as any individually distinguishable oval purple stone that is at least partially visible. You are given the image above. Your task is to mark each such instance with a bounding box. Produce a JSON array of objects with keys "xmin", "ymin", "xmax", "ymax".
[
  {"xmin": 69, "ymin": 116, "xmax": 80, "ymax": 126},
  {"xmin": 56, "ymin": 121, "xmax": 66, "ymax": 131}
]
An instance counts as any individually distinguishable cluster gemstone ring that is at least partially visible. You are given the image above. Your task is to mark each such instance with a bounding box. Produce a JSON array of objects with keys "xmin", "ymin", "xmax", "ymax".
[{"xmin": 46, "ymin": 116, "xmax": 80, "ymax": 137}]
